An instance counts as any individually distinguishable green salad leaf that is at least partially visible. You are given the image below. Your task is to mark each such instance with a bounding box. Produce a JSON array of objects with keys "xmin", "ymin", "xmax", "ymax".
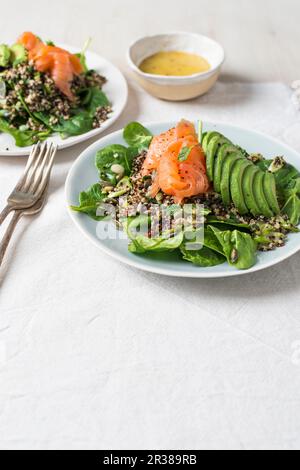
[
  {"xmin": 206, "ymin": 215, "xmax": 251, "ymax": 232},
  {"xmin": 180, "ymin": 227, "xmax": 226, "ymax": 267},
  {"xmin": 85, "ymin": 87, "xmax": 110, "ymax": 113},
  {"xmin": 125, "ymin": 215, "xmax": 183, "ymax": 254},
  {"xmin": 209, "ymin": 226, "xmax": 257, "ymax": 270},
  {"xmin": 181, "ymin": 245, "xmax": 226, "ymax": 267},
  {"xmin": 34, "ymin": 88, "xmax": 110, "ymax": 138},
  {"xmin": 96, "ymin": 144, "xmax": 134, "ymax": 186},
  {"xmin": 70, "ymin": 183, "xmax": 106, "ymax": 220},
  {"xmin": 279, "ymin": 176, "xmax": 300, "ymax": 224},
  {"xmin": 203, "ymin": 226, "xmax": 225, "ymax": 254},
  {"xmin": 123, "ymin": 122, "xmax": 153, "ymax": 152},
  {"xmin": 0, "ymin": 117, "xmax": 50, "ymax": 147},
  {"xmin": 129, "ymin": 232, "xmax": 184, "ymax": 254}
]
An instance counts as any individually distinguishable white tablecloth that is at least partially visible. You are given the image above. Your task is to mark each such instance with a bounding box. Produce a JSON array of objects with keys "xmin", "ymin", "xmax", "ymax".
[{"xmin": 1, "ymin": 79, "xmax": 300, "ymax": 450}]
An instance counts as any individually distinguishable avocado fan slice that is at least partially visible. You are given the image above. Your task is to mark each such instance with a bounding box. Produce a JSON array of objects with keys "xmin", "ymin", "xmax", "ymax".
[
  {"xmin": 0, "ymin": 44, "xmax": 11, "ymax": 67},
  {"xmin": 243, "ymin": 166, "xmax": 261, "ymax": 216},
  {"xmin": 213, "ymin": 144, "xmax": 240, "ymax": 193},
  {"xmin": 253, "ymin": 171, "xmax": 274, "ymax": 218},
  {"xmin": 201, "ymin": 131, "xmax": 220, "ymax": 153},
  {"xmin": 263, "ymin": 172, "xmax": 280, "ymax": 215},
  {"xmin": 220, "ymin": 153, "xmax": 244, "ymax": 207},
  {"xmin": 206, "ymin": 134, "xmax": 230, "ymax": 182},
  {"xmin": 230, "ymin": 160, "xmax": 252, "ymax": 215},
  {"xmin": 10, "ymin": 44, "xmax": 27, "ymax": 65}
]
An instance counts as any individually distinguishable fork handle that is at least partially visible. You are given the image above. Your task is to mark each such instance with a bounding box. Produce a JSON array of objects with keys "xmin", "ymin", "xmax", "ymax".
[
  {"xmin": 0, "ymin": 205, "xmax": 13, "ymax": 226},
  {"xmin": 0, "ymin": 211, "xmax": 22, "ymax": 267}
]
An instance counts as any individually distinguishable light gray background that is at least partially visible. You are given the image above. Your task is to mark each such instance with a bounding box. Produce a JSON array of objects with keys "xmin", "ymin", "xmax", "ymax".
[
  {"xmin": 1, "ymin": 0, "xmax": 299, "ymax": 82},
  {"xmin": 0, "ymin": 0, "xmax": 300, "ymax": 451}
]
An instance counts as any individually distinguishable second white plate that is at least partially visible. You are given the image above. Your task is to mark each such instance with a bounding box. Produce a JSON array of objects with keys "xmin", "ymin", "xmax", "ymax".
[{"xmin": 0, "ymin": 44, "xmax": 128, "ymax": 156}]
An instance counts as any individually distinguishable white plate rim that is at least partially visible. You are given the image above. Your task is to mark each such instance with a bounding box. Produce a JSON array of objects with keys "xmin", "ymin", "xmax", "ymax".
[
  {"xmin": 0, "ymin": 44, "xmax": 128, "ymax": 157},
  {"xmin": 65, "ymin": 120, "xmax": 300, "ymax": 278}
]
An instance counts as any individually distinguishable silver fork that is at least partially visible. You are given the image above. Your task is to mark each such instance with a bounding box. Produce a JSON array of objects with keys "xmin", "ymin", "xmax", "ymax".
[
  {"xmin": 0, "ymin": 184, "xmax": 49, "ymax": 267},
  {"xmin": 0, "ymin": 142, "xmax": 58, "ymax": 225}
]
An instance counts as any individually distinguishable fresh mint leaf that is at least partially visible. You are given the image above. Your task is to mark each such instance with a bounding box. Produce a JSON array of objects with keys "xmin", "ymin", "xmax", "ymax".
[{"xmin": 178, "ymin": 145, "xmax": 194, "ymax": 162}]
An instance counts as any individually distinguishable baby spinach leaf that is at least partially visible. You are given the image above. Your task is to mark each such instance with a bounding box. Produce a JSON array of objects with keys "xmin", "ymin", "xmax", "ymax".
[
  {"xmin": 209, "ymin": 226, "xmax": 257, "ymax": 270},
  {"xmin": 96, "ymin": 144, "xmax": 134, "ymax": 186},
  {"xmin": 206, "ymin": 215, "xmax": 250, "ymax": 231},
  {"xmin": 123, "ymin": 122, "xmax": 153, "ymax": 152},
  {"xmin": 85, "ymin": 87, "xmax": 110, "ymax": 113},
  {"xmin": 125, "ymin": 215, "xmax": 183, "ymax": 254},
  {"xmin": 180, "ymin": 226, "xmax": 226, "ymax": 267},
  {"xmin": 34, "ymin": 88, "xmax": 110, "ymax": 138},
  {"xmin": 129, "ymin": 232, "xmax": 184, "ymax": 254},
  {"xmin": 71, "ymin": 183, "xmax": 106, "ymax": 220},
  {"xmin": 0, "ymin": 117, "xmax": 50, "ymax": 147},
  {"xmin": 180, "ymin": 245, "xmax": 226, "ymax": 267},
  {"xmin": 203, "ymin": 226, "xmax": 225, "ymax": 254},
  {"xmin": 56, "ymin": 113, "xmax": 93, "ymax": 137},
  {"xmin": 281, "ymin": 193, "xmax": 300, "ymax": 226},
  {"xmin": 35, "ymin": 110, "xmax": 93, "ymax": 137}
]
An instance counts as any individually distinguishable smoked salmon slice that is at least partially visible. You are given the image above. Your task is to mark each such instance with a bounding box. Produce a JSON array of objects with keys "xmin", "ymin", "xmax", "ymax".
[
  {"xmin": 142, "ymin": 127, "xmax": 177, "ymax": 176},
  {"xmin": 18, "ymin": 32, "xmax": 84, "ymax": 99},
  {"xmin": 144, "ymin": 120, "xmax": 210, "ymax": 204},
  {"xmin": 18, "ymin": 32, "xmax": 42, "ymax": 52}
]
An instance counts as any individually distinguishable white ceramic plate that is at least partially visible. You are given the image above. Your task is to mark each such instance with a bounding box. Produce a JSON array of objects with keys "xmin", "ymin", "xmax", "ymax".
[
  {"xmin": 0, "ymin": 44, "xmax": 128, "ymax": 156},
  {"xmin": 65, "ymin": 121, "xmax": 300, "ymax": 278}
]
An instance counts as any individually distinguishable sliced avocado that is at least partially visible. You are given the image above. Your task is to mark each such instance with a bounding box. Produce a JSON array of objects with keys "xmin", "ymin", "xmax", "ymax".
[
  {"xmin": 253, "ymin": 171, "xmax": 274, "ymax": 218},
  {"xmin": 0, "ymin": 44, "xmax": 11, "ymax": 67},
  {"xmin": 220, "ymin": 153, "xmax": 244, "ymax": 206},
  {"xmin": 230, "ymin": 160, "xmax": 251, "ymax": 215},
  {"xmin": 263, "ymin": 172, "xmax": 280, "ymax": 215},
  {"xmin": 201, "ymin": 131, "xmax": 220, "ymax": 153},
  {"xmin": 243, "ymin": 166, "xmax": 261, "ymax": 216},
  {"xmin": 10, "ymin": 44, "xmax": 27, "ymax": 65},
  {"xmin": 213, "ymin": 144, "xmax": 240, "ymax": 193},
  {"xmin": 206, "ymin": 134, "xmax": 230, "ymax": 182}
]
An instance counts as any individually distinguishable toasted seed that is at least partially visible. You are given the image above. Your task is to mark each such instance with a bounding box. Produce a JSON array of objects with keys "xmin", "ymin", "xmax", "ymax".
[
  {"xmin": 111, "ymin": 164, "xmax": 125, "ymax": 176},
  {"xmin": 231, "ymin": 248, "xmax": 239, "ymax": 264},
  {"xmin": 103, "ymin": 186, "xmax": 114, "ymax": 193}
]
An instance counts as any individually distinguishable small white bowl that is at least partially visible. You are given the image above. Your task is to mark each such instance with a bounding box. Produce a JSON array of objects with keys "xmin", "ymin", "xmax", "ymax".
[{"xmin": 127, "ymin": 32, "xmax": 225, "ymax": 101}]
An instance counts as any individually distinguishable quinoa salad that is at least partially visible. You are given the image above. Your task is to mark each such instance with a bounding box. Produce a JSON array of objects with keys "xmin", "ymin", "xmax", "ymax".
[
  {"xmin": 0, "ymin": 32, "xmax": 112, "ymax": 147},
  {"xmin": 71, "ymin": 121, "xmax": 300, "ymax": 271}
]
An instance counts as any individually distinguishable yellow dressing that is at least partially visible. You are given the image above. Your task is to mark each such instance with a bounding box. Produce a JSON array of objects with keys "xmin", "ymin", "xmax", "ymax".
[{"xmin": 139, "ymin": 50, "xmax": 211, "ymax": 77}]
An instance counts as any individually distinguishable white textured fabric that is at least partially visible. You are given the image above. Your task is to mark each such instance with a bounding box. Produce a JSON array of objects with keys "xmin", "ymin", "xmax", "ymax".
[{"xmin": 1, "ymin": 80, "xmax": 300, "ymax": 450}]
